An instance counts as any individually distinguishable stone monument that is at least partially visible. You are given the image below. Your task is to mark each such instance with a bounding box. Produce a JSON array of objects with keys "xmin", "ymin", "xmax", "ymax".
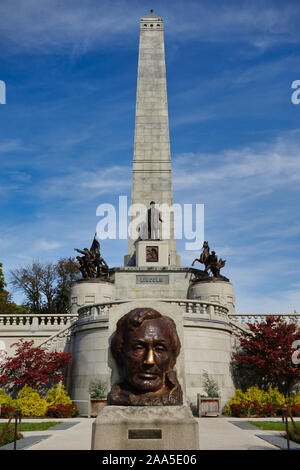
[
  {"xmin": 69, "ymin": 11, "xmax": 236, "ymax": 428},
  {"xmin": 124, "ymin": 9, "xmax": 180, "ymax": 268},
  {"xmin": 91, "ymin": 307, "xmax": 199, "ymax": 450}
]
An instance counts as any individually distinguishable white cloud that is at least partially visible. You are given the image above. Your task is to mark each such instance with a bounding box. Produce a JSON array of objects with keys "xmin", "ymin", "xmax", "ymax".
[
  {"xmin": 0, "ymin": 0, "xmax": 299, "ymax": 54},
  {"xmin": 36, "ymin": 239, "xmax": 61, "ymax": 250},
  {"xmin": 38, "ymin": 164, "xmax": 131, "ymax": 201},
  {"xmin": 173, "ymin": 131, "xmax": 300, "ymax": 199},
  {"xmin": 0, "ymin": 139, "xmax": 26, "ymax": 153}
]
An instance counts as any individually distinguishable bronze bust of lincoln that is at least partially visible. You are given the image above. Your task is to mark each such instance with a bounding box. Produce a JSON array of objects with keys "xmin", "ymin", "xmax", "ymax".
[{"xmin": 108, "ymin": 307, "xmax": 183, "ymax": 406}]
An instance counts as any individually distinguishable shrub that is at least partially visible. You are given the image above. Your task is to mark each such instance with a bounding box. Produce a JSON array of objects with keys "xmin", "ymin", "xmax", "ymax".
[
  {"xmin": 89, "ymin": 378, "xmax": 107, "ymax": 399},
  {"xmin": 233, "ymin": 316, "xmax": 300, "ymax": 395},
  {"xmin": 0, "ymin": 427, "xmax": 23, "ymax": 447},
  {"xmin": 202, "ymin": 372, "xmax": 220, "ymax": 398},
  {"xmin": 0, "ymin": 405, "xmax": 18, "ymax": 419},
  {"xmin": 288, "ymin": 428, "xmax": 300, "ymax": 444},
  {"xmin": 46, "ymin": 383, "xmax": 72, "ymax": 405},
  {"xmin": 291, "ymin": 405, "xmax": 300, "ymax": 417},
  {"xmin": 0, "ymin": 389, "xmax": 14, "ymax": 408},
  {"xmin": 15, "ymin": 385, "xmax": 48, "ymax": 417},
  {"xmin": 0, "ymin": 339, "xmax": 71, "ymax": 397},
  {"xmin": 227, "ymin": 402, "xmax": 248, "ymax": 417},
  {"xmin": 46, "ymin": 403, "xmax": 78, "ymax": 418},
  {"xmin": 224, "ymin": 385, "xmax": 286, "ymax": 417}
]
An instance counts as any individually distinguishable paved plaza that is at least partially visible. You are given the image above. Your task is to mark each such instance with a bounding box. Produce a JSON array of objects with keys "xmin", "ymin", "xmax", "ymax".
[{"xmin": 2, "ymin": 416, "xmax": 300, "ymax": 451}]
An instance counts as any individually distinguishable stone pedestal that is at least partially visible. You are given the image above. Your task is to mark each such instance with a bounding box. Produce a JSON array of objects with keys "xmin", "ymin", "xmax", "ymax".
[
  {"xmin": 136, "ymin": 240, "xmax": 169, "ymax": 267},
  {"xmin": 187, "ymin": 279, "xmax": 236, "ymax": 313},
  {"xmin": 91, "ymin": 405, "xmax": 199, "ymax": 450},
  {"xmin": 70, "ymin": 279, "xmax": 115, "ymax": 315}
]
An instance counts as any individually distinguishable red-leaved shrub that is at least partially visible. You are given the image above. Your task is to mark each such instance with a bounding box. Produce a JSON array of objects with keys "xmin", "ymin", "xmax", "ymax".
[
  {"xmin": 0, "ymin": 405, "xmax": 18, "ymax": 418},
  {"xmin": 46, "ymin": 403, "xmax": 78, "ymax": 418}
]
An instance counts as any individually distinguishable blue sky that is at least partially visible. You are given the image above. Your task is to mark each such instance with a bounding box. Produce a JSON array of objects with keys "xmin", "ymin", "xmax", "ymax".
[{"xmin": 0, "ymin": 0, "xmax": 300, "ymax": 313}]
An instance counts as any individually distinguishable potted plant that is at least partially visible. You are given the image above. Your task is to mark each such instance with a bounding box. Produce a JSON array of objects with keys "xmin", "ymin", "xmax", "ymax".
[
  {"xmin": 197, "ymin": 372, "xmax": 221, "ymax": 417},
  {"xmin": 88, "ymin": 379, "xmax": 108, "ymax": 417}
]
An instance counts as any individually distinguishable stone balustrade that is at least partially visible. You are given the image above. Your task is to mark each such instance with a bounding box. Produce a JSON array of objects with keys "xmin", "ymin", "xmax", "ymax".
[
  {"xmin": 77, "ymin": 298, "xmax": 230, "ymax": 323},
  {"xmin": 1, "ymin": 308, "xmax": 299, "ymax": 354},
  {"xmin": 229, "ymin": 313, "xmax": 300, "ymax": 325},
  {"xmin": 0, "ymin": 313, "xmax": 78, "ymax": 329},
  {"xmin": 38, "ymin": 323, "xmax": 77, "ymax": 351}
]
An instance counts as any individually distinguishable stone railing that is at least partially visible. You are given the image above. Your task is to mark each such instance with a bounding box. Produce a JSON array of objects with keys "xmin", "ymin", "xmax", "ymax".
[
  {"xmin": 77, "ymin": 298, "xmax": 230, "ymax": 324},
  {"xmin": 229, "ymin": 313, "xmax": 300, "ymax": 325},
  {"xmin": 0, "ymin": 313, "xmax": 78, "ymax": 329},
  {"xmin": 38, "ymin": 322, "xmax": 77, "ymax": 352}
]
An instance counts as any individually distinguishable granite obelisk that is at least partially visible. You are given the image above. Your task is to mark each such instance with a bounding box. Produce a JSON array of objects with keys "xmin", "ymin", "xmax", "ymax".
[{"xmin": 125, "ymin": 11, "xmax": 180, "ymax": 267}]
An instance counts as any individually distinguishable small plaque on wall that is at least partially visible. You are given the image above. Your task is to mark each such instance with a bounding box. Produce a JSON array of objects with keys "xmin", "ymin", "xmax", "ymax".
[{"xmin": 146, "ymin": 245, "xmax": 159, "ymax": 262}]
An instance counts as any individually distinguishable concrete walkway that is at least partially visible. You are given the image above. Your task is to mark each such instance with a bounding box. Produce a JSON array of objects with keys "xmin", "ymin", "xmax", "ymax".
[
  {"xmin": 21, "ymin": 418, "xmax": 94, "ymax": 450},
  {"xmin": 197, "ymin": 418, "xmax": 280, "ymax": 450},
  {"xmin": 2, "ymin": 416, "xmax": 295, "ymax": 450}
]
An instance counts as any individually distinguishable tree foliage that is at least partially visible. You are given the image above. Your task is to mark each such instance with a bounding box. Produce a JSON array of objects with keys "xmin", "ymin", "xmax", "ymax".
[
  {"xmin": 9, "ymin": 257, "xmax": 80, "ymax": 315},
  {"xmin": 0, "ymin": 262, "xmax": 7, "ymax": 292},
  {"xmin": 233, "ymin": 316, "xmax": 300, "ymax": 396},
  {"xmin": 0, "ymin": 339, "xmax": 72, "ymax": 397},
  {"xmin": 0, "ymin": 262, "xmax": 28, "ymax": 315}
]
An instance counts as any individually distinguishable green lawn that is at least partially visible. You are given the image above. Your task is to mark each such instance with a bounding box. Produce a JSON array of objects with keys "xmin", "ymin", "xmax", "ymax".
[
  {"xmin": 0, "ymin": 421, "xmax": 62, "ymax": 432},
  {"xmin": 248, "ymin": 421, "xmax": 300, "ymax": 432}
]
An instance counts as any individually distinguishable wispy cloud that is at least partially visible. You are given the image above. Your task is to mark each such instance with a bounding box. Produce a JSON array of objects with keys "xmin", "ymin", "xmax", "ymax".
[
  {"xmin": 0, "ymin": 139, "xmax": 26, "ymax": 153},
  {"xmin": 36, "ymin": 239, "xmax": 62, "ymax": 251},
  {"xmin": 173, "ymin": 131, "xmax": 300, "ymax": 197},
  {"xmin": 0, "ymin": 0, "xmax": 299, "ymax": 55},
  {"xmin": 37, "ymin": 164, "xmax": 131, "ymax": 201}
]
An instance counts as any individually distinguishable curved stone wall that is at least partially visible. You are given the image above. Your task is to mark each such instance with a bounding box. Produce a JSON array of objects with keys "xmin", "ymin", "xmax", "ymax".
[
  {"xmin": 70, "ymin": 279, "xmax": 115, "ymax": 315},
  {"xmin": 69, "ymin": 299, "xmax": 235, "ymax": 413},
  {"xmin": 187, "ymin": 280, "xmax": 236, "ymax": 313}
]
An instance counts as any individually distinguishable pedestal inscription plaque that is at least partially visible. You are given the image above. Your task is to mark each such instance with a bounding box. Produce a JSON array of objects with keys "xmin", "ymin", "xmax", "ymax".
[{"xmin": 136, "ymin": 275, "xmax": 169, "ymax": 284}]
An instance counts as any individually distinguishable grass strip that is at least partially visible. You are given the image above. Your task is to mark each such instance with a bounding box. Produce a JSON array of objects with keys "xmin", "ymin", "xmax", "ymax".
[
  {"xmin": 248, "ymin": 420, "xmax": 300, "ymax": 432},
  {"xmin": 0, "ymin": 421, "xmax": 62, "ymax": 432}
]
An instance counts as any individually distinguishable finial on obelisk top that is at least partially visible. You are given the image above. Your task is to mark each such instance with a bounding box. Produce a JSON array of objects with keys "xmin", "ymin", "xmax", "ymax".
[{"xmin": 141, "ymin": 9, "xmax": 163, "ymax": 21}]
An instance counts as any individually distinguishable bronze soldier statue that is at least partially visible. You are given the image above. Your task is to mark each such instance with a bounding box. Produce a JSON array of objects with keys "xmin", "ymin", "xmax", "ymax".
[
  {"xmin": 73, "ymin": 235, "xmax": 109, "ymax": 279},
  {"xmin": 192, "ymin": 242, "xmax": 226, "ymax": 278}
]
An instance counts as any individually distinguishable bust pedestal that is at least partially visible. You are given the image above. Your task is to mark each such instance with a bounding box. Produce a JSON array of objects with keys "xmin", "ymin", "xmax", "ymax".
[{"xmin": 91, "ymin": 405, "xmax": 199, "ymax": 450}]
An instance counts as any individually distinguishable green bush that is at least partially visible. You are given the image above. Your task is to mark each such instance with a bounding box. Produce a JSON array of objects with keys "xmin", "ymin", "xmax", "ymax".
[
  {"xmin": 0, "ymin": 428, "xmax": 23, "ymax": 447},
  {"xmin": 202, "ymin": 372, "xmax": 220, "ymax": 397},
  {"xmin": 0, "ymin": 389, "xmax": 15, "ymax": 407},
  {"xmin": 224, "ymin": 385, "xmax": 286, "ymax": 417},
  {"xmin": 46, "ymin": 384, "xmax": 72, "ymax": 405},
  {"xmin": 15, "ymin": 385, "xmax": 48, "ymax": 417},
  {"xmin": 288, "ymin": 428, "xmax": 300, "ymax": 444},
  {"xmin": 89, "ymin": 378, "xmax": 107, "ymax": 399}
]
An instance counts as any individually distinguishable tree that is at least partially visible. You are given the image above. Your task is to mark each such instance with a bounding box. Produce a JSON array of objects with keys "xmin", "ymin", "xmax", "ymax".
[
  {"xmin": 0, "ymin": 262, "xmax": 27, "ymax": 315},
  {"xmin": 0, "ymin": 339, "xmax": 72, "ymax": 397},
  {"xmin": 54, "ymin": 257, "xmax": 81, "ymax": 313},
  {"xmin": 40, "ymin": 262, "xmax": 57, "ymax": 314},
  {"xmin": 0, "ymin": 290, "xmax": 16, "ymax": 315},
  {"xmin": 10, "ymin": 261, "xmax": 44, "ymax": 314},
  {"xmin": 232, "ymin": 316, "xmax": 300, "ymax": 396},
  {"xmin": 9, "ymin": 257, "xmax": 80, "ymax": 315},
  {"xmin": 0, "ymin": 262, "xmax": 7, "ymax": 292}
]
